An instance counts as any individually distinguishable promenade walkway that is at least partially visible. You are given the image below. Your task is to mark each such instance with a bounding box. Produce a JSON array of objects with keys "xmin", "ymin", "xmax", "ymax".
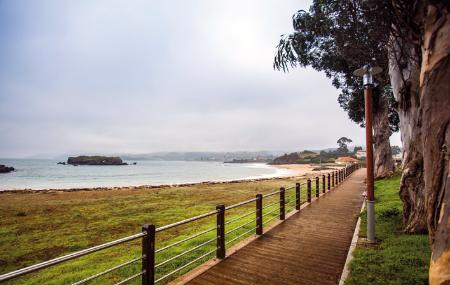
[{"xmin": 182, "ymin": 168, "xmax": 366, "ymax": 285}]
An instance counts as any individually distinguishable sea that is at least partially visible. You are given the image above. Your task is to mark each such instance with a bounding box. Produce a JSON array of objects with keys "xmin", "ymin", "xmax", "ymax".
[{"xmin": 0, "ymin": 159, "xmax": 293, "ymax": 191}]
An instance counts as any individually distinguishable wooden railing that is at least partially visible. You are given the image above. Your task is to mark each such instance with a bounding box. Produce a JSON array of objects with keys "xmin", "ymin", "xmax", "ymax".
[{"xmin": 0, "ymin": 164, "xmax": 360, "ymax": 285}]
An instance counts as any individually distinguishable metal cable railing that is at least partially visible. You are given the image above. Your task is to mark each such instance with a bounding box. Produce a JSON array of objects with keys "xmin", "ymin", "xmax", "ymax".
[
  {"xmin": 73, "ymin": 256, "xmax": 143, "ymax": 285},
  {"xmin": 224, "ymin": 210, "xmax": 256, "ymax": 225},
  {"xmin": 114, "ymin": 271, "xmax": 145, "ymax": 285},
  {"xmin": 155, "ymin": 237, "xmax": 216, "ymax": 269},
  {"xmin": 0, "ymin": 164, "xmax": 360, "ymax": 285},
  {"xmin": 154, "ymin": 249, "xmax": 217, "ymax": 283},
  {"xmin": 155, "ymin": 226, "xmax": 216, "ymax": 253}
]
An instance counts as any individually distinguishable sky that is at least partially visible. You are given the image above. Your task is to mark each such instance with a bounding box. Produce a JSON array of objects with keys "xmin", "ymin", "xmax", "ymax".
[{"xmin": 0, "ymin": 0, "xmax": 401, "ymax": 158}]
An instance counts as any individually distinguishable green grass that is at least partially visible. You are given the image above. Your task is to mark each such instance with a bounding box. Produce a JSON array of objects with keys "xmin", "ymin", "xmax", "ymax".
[
  {"xmin": 345, "ymin": 175, "xmax": 431, "ymax": 285},
  {"xmin": 0, "ymin": 177, "xmax": 314, "ymax": 284}
]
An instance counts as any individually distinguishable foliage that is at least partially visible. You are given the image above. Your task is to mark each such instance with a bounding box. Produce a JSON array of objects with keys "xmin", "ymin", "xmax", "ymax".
[
  {"xmin": 337, "ymin": 137, "xmax": 352, "ymax": 153},
  {"xmin": 346, "ymin": 175, "xmax": 430, "ymax": 285},
  {"xmin": 353, "ymin": 146, "xmax": 363, "ymax": 153},
  {"xmin": 273, "ymin": 0, "xmax": 399, "ymax": 132}
]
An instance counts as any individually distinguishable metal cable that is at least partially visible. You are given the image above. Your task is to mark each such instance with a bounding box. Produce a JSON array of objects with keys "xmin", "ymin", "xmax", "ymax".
[
  {"xmin": 224, "ymin": 210, "xmax": 256, "ymax": 225},
  {"xmin": 262, "ymin": 215, "xmax": 278, "ymax": 226},
  {"xmin": 0, "ymin": 232, "xmax": 145, "ymax": 282},
  {"xmin": 262, "ymin": 201, "xmax": 278, "ymax": 210},
  {"xmin": 155, "ymin": 226, "xmax": 216, "ymax": 253},
  {"xmin": 262, "ymin": 207, "xmax": 279, "ymax": 218},
  {"xmin": 154, "ymin": 249, "xmax": 216, "ymax": 283},
  {"xmin": 72, "ymin": 256, "xmax": 143, "ymax": 285},
  {"xmin": 113, "ymin": 271, "xmax": 144, "ymax": 285},
  {"xmin": 156, "ymin": 210, "xmax": 218, "ymax": 232},
  {"xmin": 262, "ymin": 190, "xmax": 279, "ymax": 198},
  {"xmin": 155, "ymin": 237, "xmax": 216, "ymax": 269},
  {"xmin": 225, "ymin": 227, "xmax": 256, "ymax": 246},
  {"xmin": 225, "ymin": 219, "xmax": 256, "ymax": 235}
]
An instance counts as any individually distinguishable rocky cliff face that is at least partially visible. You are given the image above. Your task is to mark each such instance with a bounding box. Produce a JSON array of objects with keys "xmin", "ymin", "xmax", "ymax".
[{"xmin": 67, "ymin": 156, "xmax": 127, "ymax": 165}]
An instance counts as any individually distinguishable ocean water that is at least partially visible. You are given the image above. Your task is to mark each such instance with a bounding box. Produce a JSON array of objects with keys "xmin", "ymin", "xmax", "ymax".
[{"xmin": 0, "ymin": 159, "xmax": 293, "ymax": 190}]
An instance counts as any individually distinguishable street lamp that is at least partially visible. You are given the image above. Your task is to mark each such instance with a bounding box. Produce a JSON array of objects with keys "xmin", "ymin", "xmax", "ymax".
[{"xmin": 353, "ymin": 64, "xmax": 382, "ymax": 243}]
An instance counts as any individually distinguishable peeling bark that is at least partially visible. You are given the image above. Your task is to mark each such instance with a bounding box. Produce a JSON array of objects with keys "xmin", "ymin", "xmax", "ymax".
[
  {"xmin": 373, "ymin": 95, "xmax": 395, "ymax": 178},
  {"xmin": 419, "ymin": 4, "xmax": 450, "ymax": 284},
  {"xmin": 388, "ymin": 32, "xmax": 427, "ymax": 233}
]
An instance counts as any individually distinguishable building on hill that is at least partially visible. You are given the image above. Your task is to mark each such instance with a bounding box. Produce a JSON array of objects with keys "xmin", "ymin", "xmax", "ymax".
[
  {"xmin": 336, "ymin": 156, "xmax": 359, "ymax": 164},
  {"xmin": 355, "ymin": 150, "xmax": 366, "ymax": 159}
]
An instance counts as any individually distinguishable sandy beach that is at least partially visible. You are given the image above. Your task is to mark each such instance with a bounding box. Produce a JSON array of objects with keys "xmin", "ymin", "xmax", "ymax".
[{"xmin": 273, "ymin": 164, "xmax": 342, "ymax": 177}]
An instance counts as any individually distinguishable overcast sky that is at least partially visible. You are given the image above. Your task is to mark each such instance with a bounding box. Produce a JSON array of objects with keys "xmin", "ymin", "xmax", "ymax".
[{"xmin": 0, "ymin": 0, "xmax": 400, "ymax": 158}]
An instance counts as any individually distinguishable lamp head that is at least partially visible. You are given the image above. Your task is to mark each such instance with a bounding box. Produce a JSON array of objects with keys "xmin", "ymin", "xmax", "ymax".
[{"xmin": 353, "ymin": 64, "xmax": 382, "ymax": 86}]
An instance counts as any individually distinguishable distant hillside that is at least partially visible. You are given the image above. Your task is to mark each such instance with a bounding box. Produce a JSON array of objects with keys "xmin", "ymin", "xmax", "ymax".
[
  {"xmin": 269, "ymin": 150, "xmax": 356, "ymax": 165},
  {"xmin": 121, "ymin": 151, "xmax": 283, "ymax": 162}
]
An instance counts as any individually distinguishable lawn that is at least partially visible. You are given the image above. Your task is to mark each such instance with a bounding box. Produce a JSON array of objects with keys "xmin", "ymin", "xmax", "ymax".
[
  {"xmin": 345, "ymin": 175, "xmax": 431, "ymax": 285},
  {"xmin": 0, "ymin": 176, "xmax": 310, "ymax": 284}
]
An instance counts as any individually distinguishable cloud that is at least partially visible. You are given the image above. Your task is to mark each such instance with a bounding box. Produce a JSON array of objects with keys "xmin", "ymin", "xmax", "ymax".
[{"xmin": 0, "ymin": 0, "xmax": 400, "ymax": 158}]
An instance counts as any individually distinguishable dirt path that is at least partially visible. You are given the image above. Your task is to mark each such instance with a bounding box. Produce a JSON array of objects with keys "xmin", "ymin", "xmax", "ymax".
[{"xmin": 183, "ymin": 168, "xmax": 366, "ymax": 285}]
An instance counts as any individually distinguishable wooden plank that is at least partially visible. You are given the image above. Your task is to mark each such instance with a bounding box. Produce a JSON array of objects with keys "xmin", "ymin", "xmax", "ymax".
[{"xmin": 178, "ymin": 169, "xmax": 366, "ymax": 285}]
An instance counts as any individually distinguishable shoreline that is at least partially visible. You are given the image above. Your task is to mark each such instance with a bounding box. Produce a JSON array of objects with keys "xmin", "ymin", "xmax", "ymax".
[{"xmin": 0, "ymin": 164, "xmax": 342, "ymax": 194}]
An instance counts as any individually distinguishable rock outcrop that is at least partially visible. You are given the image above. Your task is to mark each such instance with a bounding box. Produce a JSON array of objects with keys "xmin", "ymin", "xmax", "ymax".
[
  {"xmin": 67, "ymin": 156, "xmax": 127, "ymax": 166},
  {"xmin": 0, "ymin": 165, "xmax": 14, "ymax": 173}
]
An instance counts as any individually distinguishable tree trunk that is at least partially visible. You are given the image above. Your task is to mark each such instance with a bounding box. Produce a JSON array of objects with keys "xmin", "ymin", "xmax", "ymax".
[
  {"xmin": 388, "ymin": 34, "xmax": 427, "ymax": 233},
  {"xmin": 372, "ymin": 95, "xmax": 395, "ymax": 178},
  {"xmin": 418, "ymin": 4, "xmax": 450, "ymax": 284}
]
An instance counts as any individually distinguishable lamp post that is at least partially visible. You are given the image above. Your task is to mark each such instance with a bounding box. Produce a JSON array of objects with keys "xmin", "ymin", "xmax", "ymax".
[{"xmin": 353, "ymin": 64, "xmax": 381, "ymax": 243}]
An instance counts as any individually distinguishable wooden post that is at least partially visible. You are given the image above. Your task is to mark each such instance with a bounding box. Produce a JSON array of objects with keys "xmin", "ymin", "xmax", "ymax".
[
  {"xmin": 295, "ymin": 183, "xmax": 300, "ymax": 210},
  {"xmin": 216, "ymin": 205, "xmax": 225, "ymax": 259},
  {"xmin": 322, "ymin": 175, "xmax": 326, "ymax": 193},
  {"xmin": 280, "ymin": 187, "xmax": 285, "ymax": 220},
  {"xmin": 336, "ymin": 171, "xmax": 339, "ymax": 185},
  {"xmin": 327, "ymin": 173, "xmax": 331, "ymax": 191},
  {"xmin": 332, "ymin": 172, "xmax": 335, "ymax": 188},
  {"xmin": 256, "ymin": 194, "xmax": 263, "ymax": 235},
  {"xmin": 142, "ymin": 224, "xmax": 155, "ymax": 285},
  {"xmin": 315, "ymin": 177, "xmax": 319, "ymax": 198},
  {"xmin": 307, "ymin": 179, "xmax": 311, "ymax": 202}
]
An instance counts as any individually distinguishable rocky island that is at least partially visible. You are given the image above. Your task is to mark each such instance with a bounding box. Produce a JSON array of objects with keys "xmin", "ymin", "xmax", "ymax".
[
  {"xmin": 0, "ymin": 165, "xmax": 15, "ymax": 173},
  {"xmin": 67, "ymin": 156, "xmax": 127, "ymax": 166}
]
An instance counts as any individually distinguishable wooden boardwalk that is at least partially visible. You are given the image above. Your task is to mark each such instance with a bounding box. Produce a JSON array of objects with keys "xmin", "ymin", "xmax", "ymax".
[{"xmin": 182, "ymin": 169, "xmax": 366, "ymax": 285}]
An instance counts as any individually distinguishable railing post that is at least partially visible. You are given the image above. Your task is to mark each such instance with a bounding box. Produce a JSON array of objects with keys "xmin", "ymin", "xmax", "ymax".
[
  {"xmin": 336, "ymin": 171, "xmax": 339, "ymax": 185},
  {"xmin": 315, "ymin": 177, "xmax": 319, "ymax": 198},
  {"xmin": 295, "ymin": 183, "xmax": 300, "ymax": 210},
  {"xmin": 322, "ymin": 175, "xmax": 326, "ymax": 193},
  {"xmin": 327, "ymin": 173, "xmax": 331, "ymax": 191},
  {"xmin": 280, "ymin": 187, "xmax": 285, "ymax": 220},
  {"xmin": 307, "ymin": 179, "xmax": 311, "ymax": 202},
  {"xmin": 331, "ymin": 172, "xmax": 335, "ymax": 188},
  {"xmin": 216, "ymin": 205, "xmax": 226, "ymax": 259},
  {"xmin": 142, "ymin": 224, "xmax": 155, "ymax": 285},
  {"xmin": 256, "ymin": 194, "xmax": 263, "ymax": 235}
]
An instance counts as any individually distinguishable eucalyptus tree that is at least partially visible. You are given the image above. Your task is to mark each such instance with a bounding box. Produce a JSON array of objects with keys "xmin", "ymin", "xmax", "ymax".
[
  {"xmin": 275, "ymin": 0, "xmax": 450, "ymax": 281},
  {"xmin": 337, "ymin": 137, "xmax": 352, "ymax": 153},
  {"xmin": 273, "ymin": 0, "xmax": 398, "ymax": 179}
]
